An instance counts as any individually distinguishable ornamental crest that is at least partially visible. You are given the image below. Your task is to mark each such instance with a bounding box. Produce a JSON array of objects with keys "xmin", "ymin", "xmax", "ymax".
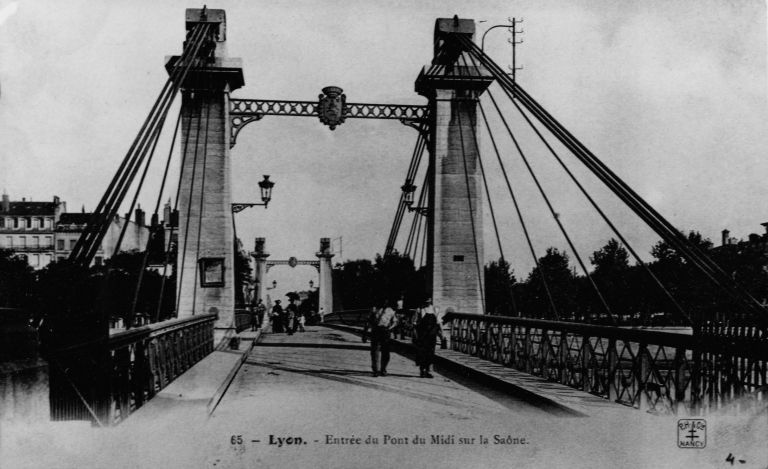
[
  {"xmin": 318, "ymin": 86, "xmax": 346, "ymax": 130},
  {"xmin": 288, "ymin": 256, "xmax": 298, "ymax": 268}
]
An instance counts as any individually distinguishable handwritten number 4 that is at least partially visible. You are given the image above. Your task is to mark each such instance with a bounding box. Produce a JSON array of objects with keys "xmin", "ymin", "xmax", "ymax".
[{"xmin": 725, "ymin": 453, "xmax": 747, "ymax": 465}]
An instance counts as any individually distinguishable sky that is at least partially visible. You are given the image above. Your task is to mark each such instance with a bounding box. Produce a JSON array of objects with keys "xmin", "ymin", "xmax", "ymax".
[{"xmin": 0, "ymin": 0, "xmax": 766, "ymax": 294}]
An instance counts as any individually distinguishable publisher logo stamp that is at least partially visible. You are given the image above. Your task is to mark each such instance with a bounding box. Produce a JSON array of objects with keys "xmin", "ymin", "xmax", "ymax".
[{"xmin": 677, "ymin": 419, "xmax": 706, "ymax": 449}]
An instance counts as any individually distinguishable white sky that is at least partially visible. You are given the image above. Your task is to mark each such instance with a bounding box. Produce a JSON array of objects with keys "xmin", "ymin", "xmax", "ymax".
[{"xmin": 0, "ymin": 0, "xmax": 766, "ymax": 293}]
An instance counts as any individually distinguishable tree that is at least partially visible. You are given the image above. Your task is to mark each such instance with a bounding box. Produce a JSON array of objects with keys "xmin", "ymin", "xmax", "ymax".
[
  {"xmin": 485, "ymin": 258, "xmax": 516, "ymax": 315},
  {"xmin": 591, "ymin": 238, "xmax": 629, "ymax": 277},
  {"xmin": 589, "ymin": 239, "xmax": 631, "ymax": 320},
  {"xmin": 0, "ymin": 249, "xmax": 35, "ymax": 309},
  {"xmin": 522, "ymin": 248, "xmax": 577, "ymax": 319}
]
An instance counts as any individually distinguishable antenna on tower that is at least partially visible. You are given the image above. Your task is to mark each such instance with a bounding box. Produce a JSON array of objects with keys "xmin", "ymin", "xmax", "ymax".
[{"xmin": 507, "ymin": 17, "xmax": 525, "ymax": 86}]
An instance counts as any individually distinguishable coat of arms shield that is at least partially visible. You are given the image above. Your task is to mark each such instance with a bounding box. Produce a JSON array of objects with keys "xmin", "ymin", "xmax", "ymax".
[{"xmin": 318, "ymin": 86, "xmax": 347, "ymax": 130}]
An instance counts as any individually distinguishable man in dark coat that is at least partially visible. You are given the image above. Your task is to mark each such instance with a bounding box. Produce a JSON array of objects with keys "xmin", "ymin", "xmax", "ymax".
[{"xmin": 414, "ymin": 298, "xmax": 443, "ymax": 378}]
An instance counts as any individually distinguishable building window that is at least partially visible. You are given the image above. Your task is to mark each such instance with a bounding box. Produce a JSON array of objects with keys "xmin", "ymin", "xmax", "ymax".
[
  {"xmin": 13, "ymin": 218, "xmax": 19, "ymax": 229},
  {"xmin": 57, "ymin": 256, "xmax": 66, "ymax": 262},
  {"xmin": 44, "ymin": 218, "xmax": 52, "ymax": 229},
  {"xmin": 38, "ymin": 217, "xmax": 44, "ymax": 229},
  {"xmin": 95, "ymin": 256, "xmax": 103, "ymax": 266},
  {"xmin": 19, "ymin": 236, "xmax": 26, "ymax": 247},
  {"xmin": 45, "ymin": 236, "xmax": 52, "ymax": 248},
  {"xmin": 42, "ymin": 254, "xmax": 51, "ymax": 267},
  {"xmin": 0, "ymin": 218, "xmax": 3, "ymax": 228},
  {"xmin": 69, "ymin": 239, "xmax": 77, "ymax": 250},
  {"xmin": 5, "ymin": 236, "xmax": 11, "ymax": 248},
  {"xmin": 31, "ymin": 236, "xmax": 39, "ymax": 248},
  {"xmin": 25, "ymin": 217, "xmax": 32, "ymax": 229},
  {"xmin": 57, "ymin": 239, "xmax": 65, "ymax": 250},
  {"xmin": 31, "ymin": 254, "xmax": 39, "ymax": 267}
]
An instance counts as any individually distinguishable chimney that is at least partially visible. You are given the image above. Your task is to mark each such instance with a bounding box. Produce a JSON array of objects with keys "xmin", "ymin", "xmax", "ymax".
[
  {"xmin": 163, "ymin": 199, "xmax": 172, "ymax": 226},
  {"xmin": 53, "ymin": 195, "xmax": 60, "ymax": 205},
  {"xmin": 761, "ymin": 222, "xmax": 768, "ymax": 236},
  {"xmin": 1, "ymin": 193, "xmax": 9, "ymax": 212},
  {"xmin": 135, "ymin": 206, "xmax": 145, "ymax": 227},
  {"xmin": 722, "ymin": 229, "xmax": 730, "ymax": 247},
  {"xmin": 170, "ymin": 209, "xmax": 179, "ymax": 227},
  {"xmin": 151, "ymin": 212, "xmax": 159, "ymax": 227}
]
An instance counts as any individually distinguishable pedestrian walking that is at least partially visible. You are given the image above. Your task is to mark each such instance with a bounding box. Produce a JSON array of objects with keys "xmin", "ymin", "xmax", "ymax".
[
  {"xmin": 271, "ymin": 300, "xmax": 284, "ymax": 333},
  {"xmin": 255, "ymin": 299, "xmax": 266, "ymax": 330},
  {"xmin": 297, "ymin": 312, "xmax": 306, "ymax": 332},
  {"xmin": 414, "ymin": 298, "xmax": 443, "ymax": 378},
  {"xmin": 286, "ymin": 298, "xmax": 298, "ymax": 335},
  {"xmin": 363, "ymin": 300, "xmax": 398, "ymax": 377}
]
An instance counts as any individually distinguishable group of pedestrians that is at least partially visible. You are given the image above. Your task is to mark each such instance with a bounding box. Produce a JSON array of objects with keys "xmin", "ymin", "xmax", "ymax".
[
  {"xmin": 363, "ymin": 298, "xmax": 443, "ymax": 378},
  {"xmin": 267, "ymin": 299, "xmax": 306, "ymax": 335}
]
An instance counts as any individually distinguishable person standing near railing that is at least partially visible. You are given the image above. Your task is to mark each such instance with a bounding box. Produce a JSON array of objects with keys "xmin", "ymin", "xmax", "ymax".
[{"xmin": 414, "ymin": 298, "xmax": 443, "ymax": 378}]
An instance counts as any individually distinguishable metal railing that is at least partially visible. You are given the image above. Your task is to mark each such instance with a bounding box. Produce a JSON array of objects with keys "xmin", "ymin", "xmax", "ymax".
[
  {"xmin": 49, "ymin": 313, "xmax": 216, "ymax": 426},
  {"xmin": 445, "ymin": 312, "xmax": 767, "ymax": 415},
  {"xmin": 234, "ymin": 308, "xmax": 251, "ymax": 332},
  {"xmin": 323, "ymin": 308, "xmax": 419, "ymax": 340}
]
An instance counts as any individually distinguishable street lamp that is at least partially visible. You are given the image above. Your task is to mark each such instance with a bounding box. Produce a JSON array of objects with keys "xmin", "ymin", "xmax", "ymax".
[
  {"xmin": 232, "ymin": 175, "xmax": 276, "ymax": 213},
  {"xmin": 401, "ymin": 179, "xmax": 429, "ymax": 216}
]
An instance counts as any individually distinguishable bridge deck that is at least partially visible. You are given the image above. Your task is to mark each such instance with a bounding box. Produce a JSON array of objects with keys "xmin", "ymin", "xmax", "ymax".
[{"xmin": 5, "ymin": 326, "xmax": 765, "ymax": 469}]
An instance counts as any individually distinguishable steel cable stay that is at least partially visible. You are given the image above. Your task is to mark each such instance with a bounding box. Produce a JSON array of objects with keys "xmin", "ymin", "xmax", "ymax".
[
  {"xmin": 175, "ymin": 90, "xmax": 207, "ymax": 315},
  {"xmin": 470, "ymin": 49, "xmax": 691, "ymax": 325},
  {"xmin": 455, "ymin": 104, "xmax": 487, "ymax": 315},
  {"xmin": 191, "ymin": 80, "xmax": 214, "ymax": 316},
  {"xmin": 471, "ymin": 76, "xmax": 616, "ymax": 324},
  {"xmin": 514, "ymin": 86, "xmax": 760, "ymax": 314},
  {"xmin": 461, "ymin": 36, "xmax": 767, "ymax": 325},
  {"xmin": 111, "ymin": 108, "xmax": 170, "ymax": 258},
  {"xmin": 155, "ymin": 88, "xmax": 201, "ymax": 321},
  {"xmin": 456, "ymin": 54, "xmax": 517, "ymax": 316},
  {"xmin": 82, "ymin": 26, "xmax": 211, "ymax": 264},
  {"xmin": 403, "ymin": 169, "xmax": 428, "ymax": 258},
  {"xmin": 408, "ymin": 170, "xmax": 429, "ymax": 266},
  {"xmin": 472, "ymin": 77, "xmax": 560, "ymax": 320},
  {"xmin": 72, "ymin": 24, "xmax": 208, "ymax": 261},
  {"xmin": 463, "ymin": 41, "xmax": 687, "ymax": 321},
  {"xmin": 385, "ymin": 127, "xmax": 428, "ymax": 255},
  {"xmin": 386, "ymin": 135, "xmax": 425, "ymax": 254},
  {"xmin": 71, "ymin": 23, "xmax": 211, "ymax": 265},
  {"xmin": 129, "ymin": 109, "xmax": 184, "ymax": 323}
]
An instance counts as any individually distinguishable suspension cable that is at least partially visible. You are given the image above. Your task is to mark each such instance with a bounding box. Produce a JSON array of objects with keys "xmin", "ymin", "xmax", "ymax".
[
  {"xmin": 71, "ymin": 23, "xmax": 210, "ymax": 265},
  {"xmin": 191, "ymin": 85, "xmax": 213, "ymax": 316},
  {"xmin": 471, "ymin": 76, "xmax": 560, "ymax": 319},
  {"xmin": 175, "ymin": 91, "xmax": 206, "ymax": 314},
  {"xmin": 128, "ymin": 108, "xmax": 183, "ymax": 323},
  {"xmin": 460, "ymin": 36, "xmax": 766, "ymax": 324},
  {"xmin": 500, "ymin": 79, "xmax": 692, "ymax": 325},
  {"xmin": 470, "ymin": 63, "xmax": 615, "ymax": 323},
  {"xmin": 455, "ymin": 97, "xmax": 487, "ymax": 314},
  {"xmin": 155, "ymin": 87, "xmax": 200, "ymax": 320},
  {"xmin": 385, "ymin": 123, "xmax": 428, "ymax": 255}
]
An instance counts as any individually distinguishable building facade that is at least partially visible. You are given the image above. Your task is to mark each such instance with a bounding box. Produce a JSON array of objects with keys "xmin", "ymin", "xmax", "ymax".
[
  {"xmin": 0, "ymin": 193, "xmax": 64, "ymax": 269},
  {"xmin": 0, "ymin": 193, "xmax": 156, "ymax": 269}
]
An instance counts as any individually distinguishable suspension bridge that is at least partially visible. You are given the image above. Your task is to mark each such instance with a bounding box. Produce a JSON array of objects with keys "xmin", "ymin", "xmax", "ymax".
[{"xmin": 4, "ymin": 7, "xmax": 768, "ymax": 469}]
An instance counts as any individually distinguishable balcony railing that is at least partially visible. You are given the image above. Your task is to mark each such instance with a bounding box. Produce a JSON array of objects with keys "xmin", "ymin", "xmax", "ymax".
[
  {"xmin": 444, "ymin": 312, "xmax": 768, "ymax": 415},
  {"xmin": 2, "ymin": 245, "xmax": 55, "ymax": 252},
  {"xmin": 49, "ymin": 313, "xmax": 217, "ymax": 426}
]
